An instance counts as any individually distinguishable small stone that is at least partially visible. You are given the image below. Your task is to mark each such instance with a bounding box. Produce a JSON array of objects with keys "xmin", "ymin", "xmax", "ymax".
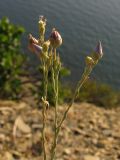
[
  {"xmin": 92, "ymin": 138, "xmax": 98, "ymax": 145},
  {"xmin": 4, "ymin": 152, "xmax": 14, "ymax": 160},
  {"xmin": 84, "ymin": 155, "xmax": 100, "ymax": 160},
  {"xmin": 0, "ymin": 134, "xmax": 6, "ymax": 141},
  {"xmin": 96, "ymin": 142, "xmax": 105, "ymax": 148},
  {"xmin": 72, "ymin": 127, "xmax": 86, "ymax": 136},
  {"xmin": 63, "ymin": 148, "xmax": 71, "ymax": 155},
  {"xmin": 102, "ymin": 129, "xmax": 112, "ymax": 136}
]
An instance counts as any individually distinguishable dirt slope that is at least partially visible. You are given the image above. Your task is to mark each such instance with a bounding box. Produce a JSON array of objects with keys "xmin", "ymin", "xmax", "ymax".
[{"xmin": 0, "ymin": 101, "xmax": 120, "ymax": 160}]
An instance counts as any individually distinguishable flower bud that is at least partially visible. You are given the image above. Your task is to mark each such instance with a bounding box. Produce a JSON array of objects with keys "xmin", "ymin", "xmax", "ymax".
[
  {"xmin": 28, "ymin": 34, "xmax": 38, "ymax": 45},
  {"xmin": 91, "ymin": 41, "xmax": 103, "ymax": 64},
  {"xmin": 28, "ymin": 34, "xmax": 42, "ymax": 57},
  {"xmin": 31, "ymin": 43, "xmax": 42, "ymax": 55},
  {"xmin": 85, "ymin": 56, "xmax": 95, "ymax": 66},
  {"xmin": 95, "ymin": 41, "xmax": 103, "ymax": 58},
  {"xmin": 49, "ymin": 28, "xmax": 62, "ymax": 48},
  {"xmin": 91, "ymin": 41, "xmax": 103, "ymax": 62}
]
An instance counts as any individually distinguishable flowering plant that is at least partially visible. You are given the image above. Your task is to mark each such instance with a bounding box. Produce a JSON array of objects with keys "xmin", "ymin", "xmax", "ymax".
[{"xmin": 28, "ymin": 16, "xmax": 103, "ymax": 160}]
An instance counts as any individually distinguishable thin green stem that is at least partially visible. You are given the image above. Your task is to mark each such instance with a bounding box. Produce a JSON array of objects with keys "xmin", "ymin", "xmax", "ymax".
[
  {"xmin": 51, "ymin": 74, "xmax": 59, "ymax": 160},
  {"xmin": 42, "ymin": 61, "xmax": 48, "ymax": 160},
  {"xmin": 50, "ymin": 51, "xmax": 59, "ymax": 160},
  {"xmin": 56, "ymin": 66, "xmax": 93, "ymax": 135}
]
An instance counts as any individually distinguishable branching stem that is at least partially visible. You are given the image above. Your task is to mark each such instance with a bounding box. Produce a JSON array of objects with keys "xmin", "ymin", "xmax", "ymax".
[{"xmin": 50, "ymin": 65, "xmax": 93, "ymax": 160}]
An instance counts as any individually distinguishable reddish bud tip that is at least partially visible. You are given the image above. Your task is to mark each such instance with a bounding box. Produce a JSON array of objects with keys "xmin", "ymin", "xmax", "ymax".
[
  {"xmin": 95, "ymin": 41, "xmax": 103, "ymax": 58},
  {"xmin": 49, "ymin": 28, "xmax": 62, "ymax": 48}
]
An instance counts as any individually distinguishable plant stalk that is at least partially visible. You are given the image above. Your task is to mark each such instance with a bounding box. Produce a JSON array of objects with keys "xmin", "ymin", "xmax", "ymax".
[
  {"xmin": 42, "ymin": 61, "xmax": 48, "ymax": 160},
  {"xmin": 50, "ymin": 74, "xmax": 59, "ymax": 160},
  {"xmin": 51, "ymin": 66, "xmax": 93, "ymax": 152},
  {"xmin": 57, "ymin": 66, "xmax": 93, "ymax": 132},
  {"xmin": 50, "ymin": 50, "xmax": 59, "ymax": 160}
]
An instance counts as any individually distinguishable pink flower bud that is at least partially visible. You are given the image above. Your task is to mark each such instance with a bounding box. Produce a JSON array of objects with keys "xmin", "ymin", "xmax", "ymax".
[
  {"xmin": 28, "ymin": 34, "xmax": 42, "ymax": 57},
  {"xmin": 94, "ymin": 41, "xmax": 103, "ymax": 58},
  {"xmin": 28, "ymin": 34, "xmax": 38, "ymax": 45},
  {"xmin": 49, "ymin": 28, "xmax": 62, "ymax": 48},
  {"xmin": 32, "ymin": 43, "xmax": 42, "ymax": 54}
]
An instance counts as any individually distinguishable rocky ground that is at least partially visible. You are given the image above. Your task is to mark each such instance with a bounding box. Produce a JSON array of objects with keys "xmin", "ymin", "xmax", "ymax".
[{"xmin": 0, "ymin": 100, "xmax": 120, "ymax": 160}]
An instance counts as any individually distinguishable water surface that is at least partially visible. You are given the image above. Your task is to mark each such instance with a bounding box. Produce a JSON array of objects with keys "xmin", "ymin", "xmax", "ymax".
[{"xmin": 0, "ymin": 0, "xmax": 120, "ymax": 89}]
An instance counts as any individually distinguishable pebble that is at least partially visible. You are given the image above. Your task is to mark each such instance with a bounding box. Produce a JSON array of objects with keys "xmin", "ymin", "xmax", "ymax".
[{"xmin": 83, "ymin": 155, "xmax": 100, "ymax": 160}]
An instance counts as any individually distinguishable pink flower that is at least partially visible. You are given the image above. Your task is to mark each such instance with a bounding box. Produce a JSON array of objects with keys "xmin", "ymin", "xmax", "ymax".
[{"xmin": 28, "ymin": 34, "xmax": 42, "ymax": 57}]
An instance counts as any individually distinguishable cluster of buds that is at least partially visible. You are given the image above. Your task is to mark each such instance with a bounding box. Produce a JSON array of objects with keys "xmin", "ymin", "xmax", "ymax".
[
  {"xmin": 85, "ymin": 41, "xmax": 103, "ymax": 67},
  {"xmin": 28, "ymin": 17, "xmax": 62, "ymax": 62},
  {"xmin": 28, "ymin": 16, "xmax": 103, "ymax": 76},
  {"xmin": 28, "ymin": 16, "xmax": 103, "ymax": 71},
  {"xmin": 28, "ymin": 16, "xmax": 63, "ymax": 80}
]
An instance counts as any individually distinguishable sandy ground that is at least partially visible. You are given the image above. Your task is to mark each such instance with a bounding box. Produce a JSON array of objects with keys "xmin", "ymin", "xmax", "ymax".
[{"xmin": 0, "ymin": 100, "xmax": 120, "ymax": 160}]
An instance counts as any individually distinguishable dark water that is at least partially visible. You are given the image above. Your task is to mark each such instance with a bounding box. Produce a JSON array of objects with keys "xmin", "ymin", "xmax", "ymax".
[{"xmin": 0, "ymin": 0, "xmax": 120, "ymax": 89}]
